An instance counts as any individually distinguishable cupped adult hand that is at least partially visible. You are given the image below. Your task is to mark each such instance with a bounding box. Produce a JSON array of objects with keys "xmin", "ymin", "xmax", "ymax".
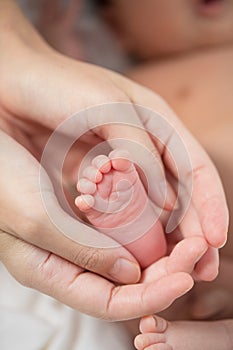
[
  {"xmin": 1, "ymin": 128, "xmax": 209, "ymax": 320},
  {"xmin": 0, "ymin": 128, "xmax": 207, "ymax": 320},
  {"xmin": 0, "ymin": 0, "xmax": 229, "ymax": 315}
]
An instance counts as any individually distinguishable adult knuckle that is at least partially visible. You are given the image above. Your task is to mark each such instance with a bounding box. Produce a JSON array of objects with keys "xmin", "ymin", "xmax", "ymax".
[
  {"xmin": 104, "ymin": 286, "xmax": 121, "ymax": 321},
  {"xmin": 72, "ymin": 247, "xmax": 104, "ymax": 270}
]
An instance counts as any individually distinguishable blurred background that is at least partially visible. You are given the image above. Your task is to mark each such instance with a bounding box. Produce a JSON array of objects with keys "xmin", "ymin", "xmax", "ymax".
[{"xmin": 16, "ymin": 0, "xmax": 130, "ymax": 72}]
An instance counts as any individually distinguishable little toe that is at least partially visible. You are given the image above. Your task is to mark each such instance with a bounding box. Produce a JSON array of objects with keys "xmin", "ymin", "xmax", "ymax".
[
  {"xmin": 140, "ymin": 316, "xmax": 168, "ymax": 334},
  {"xmin": 77, "ymin": 178, "xmax": 96, "ymax": 194},
  {"xmin": 82, "ymin": 166, "xmax": 102, "ymax": 183},
  {"xmin": 92, "ymin": 155, "xmax": 111, "ymax": 173},
  {"xmin": 75, "ymin": 194, "xmax": 94, "ymax": 212},
  {"xmin": 135, "ymin": 333, "xmax": 166, "ymax": 350},
  {"xmin": 109, "ymin": 149, "xmax": 132, "ymax": 171}
]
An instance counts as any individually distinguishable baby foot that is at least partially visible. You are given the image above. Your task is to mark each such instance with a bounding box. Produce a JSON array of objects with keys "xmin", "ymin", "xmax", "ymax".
[
  {"xmin": 135, "ymin": 315, "xmax": 233, "ymax": 350},
  {"xmin": 75, "ymin": 149, "xmax": 166, "ymax": 268}
]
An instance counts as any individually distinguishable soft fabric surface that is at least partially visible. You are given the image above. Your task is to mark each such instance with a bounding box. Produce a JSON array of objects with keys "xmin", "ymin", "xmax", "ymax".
[{"xmin": 0, "ymin": 263, "xmax": 134, "ymax": 350}]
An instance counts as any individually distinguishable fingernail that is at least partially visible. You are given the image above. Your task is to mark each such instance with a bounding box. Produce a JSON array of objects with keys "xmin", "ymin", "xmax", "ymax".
[{"xmin": 109, "ymin": 259, "xmax": 141, "ymax": 284}]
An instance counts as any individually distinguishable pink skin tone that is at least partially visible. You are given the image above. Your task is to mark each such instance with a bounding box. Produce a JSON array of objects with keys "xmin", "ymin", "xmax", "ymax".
[
  {"xmin": 75, "ymin": 149, "xmax": 167, "ymax": 269},
  {"xmin": 134, "ymin": 315, "xmax": 233, "ymax": 350}
]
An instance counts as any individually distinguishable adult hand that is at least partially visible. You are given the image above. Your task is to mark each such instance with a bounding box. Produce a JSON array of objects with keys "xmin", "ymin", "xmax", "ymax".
[
  {"xmin": 0, "ymin": 129, "xmax": 207, "ymax": 320},
  {"xmin": 0, "ymin": 0, "xmax": 228, "ymax": 315},
  {"xmin": 0, "ymin": 213, "xmax": 207, "ymax": 320},
  {"xmin": 0, "ymin": 0, "xmax": 173, "ymax": 288}
]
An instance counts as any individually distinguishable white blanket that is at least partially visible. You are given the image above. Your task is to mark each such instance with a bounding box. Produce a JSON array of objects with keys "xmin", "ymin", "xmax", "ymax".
[{"xmin": 0, "ymin": 264, "xmax": 134, "ymax": 350}]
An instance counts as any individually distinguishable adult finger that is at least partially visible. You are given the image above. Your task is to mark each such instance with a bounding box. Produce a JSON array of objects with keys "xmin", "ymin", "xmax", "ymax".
[
  {"xmin": 0, "ymin": 230, "xmax": 193, "ymax": 321},
  {"xmin": 173, "ymin": 201, "xmax": 219, "ymax": 281},
  {"xmin": 141, "ymin": 236, "xmax": 208, "ymax": 284}
]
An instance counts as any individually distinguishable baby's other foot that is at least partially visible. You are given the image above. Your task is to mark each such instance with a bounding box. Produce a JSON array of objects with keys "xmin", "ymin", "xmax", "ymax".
[
  {"xmin": 135, "ymin": 315, "xmax": 233, "ymax": 350},
  {"xmin": 75, "ymin": 150, "xmax": 166, "ymax": 268}
]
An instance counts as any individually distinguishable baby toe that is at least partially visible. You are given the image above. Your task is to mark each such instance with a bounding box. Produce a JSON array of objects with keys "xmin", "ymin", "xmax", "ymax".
[
  {"xmin": 109, "ymin": 149, "xmax": 132, "ymax": 171},
  {"xmin": 92, "ymin": 155, "xmax": 111, "ymax": 173},
  {"xmin": 82, "ymin": 166, "xmax": 102, "ymax": 183},
  {"xmin": 77, "ymin": 178, "xmax": 96, "ymax": 194},
  {"xmin": 140, "ymin": 316, "xmax": 168, "ymax": 334},
  {"xmin": 135, "ymin": 333, "xmax": 166, "ymax": 350},
  {"xmin": 75, "ymin": 194, "xmax": 94, "ymax": 212}
]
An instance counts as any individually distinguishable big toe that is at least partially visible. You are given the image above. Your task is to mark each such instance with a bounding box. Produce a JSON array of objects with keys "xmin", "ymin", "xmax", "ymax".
[
  {"xmin": 109, "ymin": 149, "xmax": 133, "ymax": 171},
  {"xmin": 140, "ymin": 316, "xmax": 168, "ymax": 334}
]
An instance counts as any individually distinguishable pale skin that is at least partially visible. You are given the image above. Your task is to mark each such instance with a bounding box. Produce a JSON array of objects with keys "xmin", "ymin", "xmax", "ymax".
[{"xmin": 0, "ymin": 0, "xmax": 229, "ymax": 321}]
